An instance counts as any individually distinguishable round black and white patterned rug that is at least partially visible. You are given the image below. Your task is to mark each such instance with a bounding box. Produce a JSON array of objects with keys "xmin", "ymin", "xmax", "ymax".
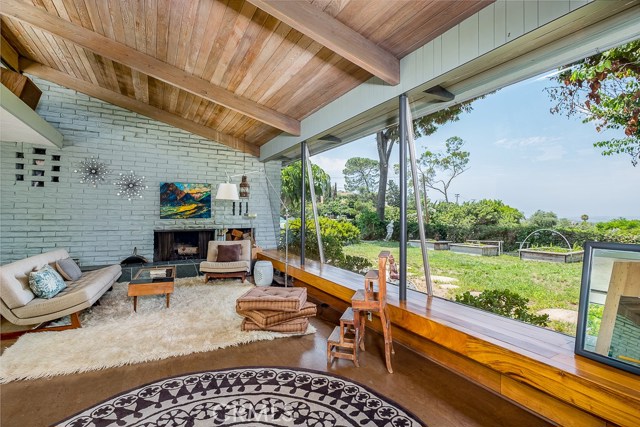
[{"xmin": 55, "ymin": 367, "xmax": 425, "ymax": 426}]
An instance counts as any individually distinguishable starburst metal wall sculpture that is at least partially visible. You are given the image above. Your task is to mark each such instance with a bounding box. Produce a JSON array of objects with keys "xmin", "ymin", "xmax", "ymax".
[
  {"xmin": 74, "ymin": 157, "xmax": 109, "ymax": 187},
  {"xmin": 115, "ymin": 171, "xmax": 148, "ymax": 201}
]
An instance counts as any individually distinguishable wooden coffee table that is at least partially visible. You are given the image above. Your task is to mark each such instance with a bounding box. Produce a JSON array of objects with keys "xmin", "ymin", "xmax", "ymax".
[{"xmin": 128, "ymin": 266, "xmax": 176, "ymax": 312}]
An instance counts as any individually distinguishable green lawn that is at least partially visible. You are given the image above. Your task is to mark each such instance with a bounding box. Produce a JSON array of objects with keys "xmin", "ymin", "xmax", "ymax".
[{"xmin": 343, "ymin": 241, "xmax": 583, "ymax": 334}]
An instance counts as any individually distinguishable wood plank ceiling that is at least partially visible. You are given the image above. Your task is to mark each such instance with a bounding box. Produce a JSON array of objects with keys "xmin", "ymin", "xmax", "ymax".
[{"xmin": 1, "ymin": 0, "xmax": 491, "ymax": 156}]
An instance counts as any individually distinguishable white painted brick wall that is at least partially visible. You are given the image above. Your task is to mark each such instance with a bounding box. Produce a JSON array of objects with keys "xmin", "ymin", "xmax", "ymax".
[{"xmin": 0, "ymin": 77, "xmax": 282, "ymax": 266}]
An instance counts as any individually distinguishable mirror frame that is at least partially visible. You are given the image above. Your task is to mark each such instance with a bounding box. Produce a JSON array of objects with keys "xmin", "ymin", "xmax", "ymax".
[{"xmin": 575, "ymin": 241, "xmax": 640, "ymax": 375}]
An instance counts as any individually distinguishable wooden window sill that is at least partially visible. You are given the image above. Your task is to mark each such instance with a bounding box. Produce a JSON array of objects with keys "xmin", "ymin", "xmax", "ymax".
[{"xmin": 258, "ymin": 250, "xmax": 640, "ymax": 427}]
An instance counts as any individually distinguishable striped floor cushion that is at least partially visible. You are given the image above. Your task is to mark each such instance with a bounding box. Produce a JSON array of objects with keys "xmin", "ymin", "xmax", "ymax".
[
  {"xmin": 241, "ymin": 317, "xmax": 309, "ymax": 333},
  {"xmin": 236, "ymin": 286, "xmax": 307, "ymax": 312},
  {"xmin": 237, "ymin": 301, "xmax": 317, "ymax": 328}
]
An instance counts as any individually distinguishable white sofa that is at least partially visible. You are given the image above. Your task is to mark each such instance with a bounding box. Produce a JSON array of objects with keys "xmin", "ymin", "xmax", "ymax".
[{"xmin": 0, "ymin": 249, "xmax": 121, "ymax": 332}]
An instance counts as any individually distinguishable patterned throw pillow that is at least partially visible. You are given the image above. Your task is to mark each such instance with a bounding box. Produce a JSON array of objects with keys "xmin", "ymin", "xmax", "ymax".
[
  {"xmin": 29, "ymin": 265, "xmax": 67, "ymax": 299},
  {"xmin": 55, "ymin": 257, "xmax": 82, "ymax": 281}
]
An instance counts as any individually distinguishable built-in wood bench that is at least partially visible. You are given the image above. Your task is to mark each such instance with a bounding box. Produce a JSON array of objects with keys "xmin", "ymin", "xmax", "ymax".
[{"xmin": 258, "ymin": 250, "xmax": 640, "ymax": 427}]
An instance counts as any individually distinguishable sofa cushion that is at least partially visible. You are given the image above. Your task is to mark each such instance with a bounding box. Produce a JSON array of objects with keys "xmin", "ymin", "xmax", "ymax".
[
  {"xmin": 200, "ymin": 260, "xmax": 250, "ymax": 273},
  {"xmin": 56, "ymin": 257, "xmax": 82, "ymax": 281},
  {"xmin": 14, "ymin": 265, "xmax": 121, "ymax": 319},
  {"xmin": 28, "ymin": 265, "xmax": 67, "ymax": 299},
  {"xmin": 217, "ymin": 244, "xmax": 241, "ymax": 262},
  {"xmin": 236, "ymin": 287, "xmax": 307, "ymax": 312}
]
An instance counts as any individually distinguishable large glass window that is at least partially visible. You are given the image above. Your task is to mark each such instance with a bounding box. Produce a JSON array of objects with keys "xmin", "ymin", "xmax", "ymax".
[{"xmin": 290, "ymin": 39, "xmax": 639, "ymax": 336}]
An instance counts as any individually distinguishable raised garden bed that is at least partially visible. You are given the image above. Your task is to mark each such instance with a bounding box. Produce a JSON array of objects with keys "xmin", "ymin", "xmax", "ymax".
[
  {"xmin": 408, "ymin": 240, "xmax": 451, "ymax": 250},
  {"xmin": 466, "ymin": 239, "xmax": 503, "ymax": 255},
  {"xmin": 519, "ymin": 248, "xmax": 584, "ymax": 263},
  {"xmin": 449, "ymin": 243, "xmax": 499, "ymax": 256}
]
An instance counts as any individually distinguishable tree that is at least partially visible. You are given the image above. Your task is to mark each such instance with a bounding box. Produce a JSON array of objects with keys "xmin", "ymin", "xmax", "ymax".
[
  {"xmin": 581, "ymin": 214, "xmax": 589, "ymax": 223},
  {"xmin": 375, "ymin": 103, "xmax": 474, "ymax": 221},
  {"xmin": 386, "ymin": 180, "xmax": 401, "ymax": 208},
  {"xmin": 546, "ymin": 40, "xmax": 640, "ymax": 166},
  {"xmin": 343, "ymin": 157, "xmax": 379, "ymax": 198},
  {"xmin": 527, "ymin": 210, "xmax": 558, "ymax": 228},
  {"xmin": 430, "ymin": 199, "xmax": 523, "ymax": 227},
  {"xmin": 281, "ymin": 161, "xmax": 331, "ymax": 212},
  {"xmin": 418, "ymin": 136, "xmax": 470, "ymax": 202}
]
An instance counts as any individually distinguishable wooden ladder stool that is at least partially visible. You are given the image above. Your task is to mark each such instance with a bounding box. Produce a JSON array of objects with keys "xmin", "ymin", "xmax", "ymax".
[
  {"xmin": 327, "ymin": 307, "xmax": 359, "ymax": 366},
  {"xmin": 351, "ymin": 251, "xmax": 395, "ymax": 373}
]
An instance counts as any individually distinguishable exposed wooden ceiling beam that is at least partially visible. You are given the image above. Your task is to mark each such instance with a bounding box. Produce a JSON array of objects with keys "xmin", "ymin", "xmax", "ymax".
[
  {"xmin": 21, "ymin": 60, "xmax": 259, "ymax": 156},
  {"xmin": 246, "ymin": 0, "xmax": 400, "ymax": 85},
  {"xmin": 1, "ymin": 0, "xmax": 300, "ymax": 136},
  {"xmin": 1, "ymin": 35, "xmax": 20, "ymax": 72}
]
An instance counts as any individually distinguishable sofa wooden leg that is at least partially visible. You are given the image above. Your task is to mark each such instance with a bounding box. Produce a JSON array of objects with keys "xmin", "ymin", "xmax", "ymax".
[
  {"xmin": 68, "ymin": 312, "xmax": 81, "ymax": 329},
  {"xmin": 0, "ymin": 312, "xmax": 83, "ymax": 341}
]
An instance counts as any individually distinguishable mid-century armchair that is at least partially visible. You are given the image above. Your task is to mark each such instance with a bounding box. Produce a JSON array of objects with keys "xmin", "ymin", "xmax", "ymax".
[{"xmin": 200, "ymin": 240, "xmax": 251, "ymax": 283}]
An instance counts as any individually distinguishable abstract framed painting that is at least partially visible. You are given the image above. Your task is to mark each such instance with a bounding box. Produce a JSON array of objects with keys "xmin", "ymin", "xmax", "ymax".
[{"xmin": 160, "ymin": 182, "xmax": 211, "ymax": 219}]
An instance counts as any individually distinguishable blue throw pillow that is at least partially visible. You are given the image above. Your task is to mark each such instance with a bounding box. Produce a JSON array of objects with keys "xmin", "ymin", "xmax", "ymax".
[{"xmin": 29, "ymin": 265, "xmax": 67, "ymax": 299}]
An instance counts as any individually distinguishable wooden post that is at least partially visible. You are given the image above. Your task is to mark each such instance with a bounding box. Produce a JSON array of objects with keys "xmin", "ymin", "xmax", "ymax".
[{"xmin": 595, "ymin": 261, "xmax": 640, "ymax": 355}]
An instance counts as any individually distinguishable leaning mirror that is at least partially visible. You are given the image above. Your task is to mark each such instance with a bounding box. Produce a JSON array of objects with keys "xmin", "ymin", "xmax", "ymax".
[{"xmin": 575, "ymin": 242, "xmax": 640, "ymax": 375}]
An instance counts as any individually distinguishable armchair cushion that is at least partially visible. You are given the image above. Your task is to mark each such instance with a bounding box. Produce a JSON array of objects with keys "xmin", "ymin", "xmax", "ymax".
[
  {"xmin": 216, "ymin": 244, "xmax": 242, "ymax": 262},
  {"xmin": 206, "ymin": 240, "xmax": 251, "ymax": 262},
  {"xmin": 200, "ymin": 260, "xmax": 250, "ymax": 273}
]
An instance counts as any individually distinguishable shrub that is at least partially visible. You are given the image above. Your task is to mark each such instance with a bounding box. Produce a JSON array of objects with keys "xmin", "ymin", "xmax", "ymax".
[
  {"xmin": 318, "ymin": 196, "xmax": 359, "ymax": 220},
  {"xmin": 355, "ymin": 209, "xmax": 386, "ymax": 240},
  {"xmin": 288, "ymin": 217, "xmax": 360, "ymax": 245},
  {"xmin": 334, "ymin": 255, "xmax": 373, "ymax": 274},
  {"xmin": 286, "ymin": 218, "xmax": 372, "ymax": 274},
  {"xmin": 595, "ymin": 218, "xmax": 640, "ymax": 235},
  {"xmin": 418, "ymin": 223, "xmax": 639, "ymax": 252},
  {"xmin": 454, "ymin": 289, "xmax": 550, "ymax": 326}
]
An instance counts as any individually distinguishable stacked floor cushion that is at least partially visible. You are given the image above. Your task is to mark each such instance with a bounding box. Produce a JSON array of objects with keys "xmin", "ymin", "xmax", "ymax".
[{"xmin": 236, "ymin": 286, "xmax": 316, "ymax": 333}]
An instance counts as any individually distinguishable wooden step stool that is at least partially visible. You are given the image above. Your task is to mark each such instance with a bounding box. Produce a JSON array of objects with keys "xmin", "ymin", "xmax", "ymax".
[
  {"xmin": 327, "ymin": 307, "xmax": 359, "ymax": 367},
  {"xmin": 326, "ymin": 251, "xmax": 395, "ymax": 373}
]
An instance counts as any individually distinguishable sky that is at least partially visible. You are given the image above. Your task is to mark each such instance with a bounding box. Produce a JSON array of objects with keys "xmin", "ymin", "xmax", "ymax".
[{"xmin": 311, "ymin": 73, "xmax": 640, "ymax": 221}]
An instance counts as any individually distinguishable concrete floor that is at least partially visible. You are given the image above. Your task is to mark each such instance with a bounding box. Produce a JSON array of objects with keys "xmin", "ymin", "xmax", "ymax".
[{"xmin": 0, "ymin": 316, "xmax": 551, "ymax": 427}]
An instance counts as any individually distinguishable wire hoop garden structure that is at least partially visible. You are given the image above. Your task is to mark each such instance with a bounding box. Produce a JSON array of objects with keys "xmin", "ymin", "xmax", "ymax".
[{"xmin": 518, "ymin": 229, "xmax": 584, "ymax": 263}]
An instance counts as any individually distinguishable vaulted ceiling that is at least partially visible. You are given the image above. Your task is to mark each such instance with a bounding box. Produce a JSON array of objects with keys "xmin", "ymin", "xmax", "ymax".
[{"xmin": 1, "ymin": 0, "xmax": 492, "ymax": 156}]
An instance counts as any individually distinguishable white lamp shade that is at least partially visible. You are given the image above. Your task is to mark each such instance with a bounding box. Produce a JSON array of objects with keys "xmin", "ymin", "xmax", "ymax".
[{"xmin": 215, "ymin": 182, "xmax": 239, "ymax": 201}]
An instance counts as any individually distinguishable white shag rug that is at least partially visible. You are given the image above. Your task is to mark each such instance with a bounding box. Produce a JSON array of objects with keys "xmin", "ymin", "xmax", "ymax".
[{"xmin": 0, "ymin": 278, "xmax": 315, "ymax": 383}]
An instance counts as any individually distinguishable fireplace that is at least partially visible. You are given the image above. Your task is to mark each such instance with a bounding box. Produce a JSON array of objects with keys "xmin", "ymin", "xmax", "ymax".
[{"xmin": 154, "ymin": 229, "xmax": 217, "ymax": 262}]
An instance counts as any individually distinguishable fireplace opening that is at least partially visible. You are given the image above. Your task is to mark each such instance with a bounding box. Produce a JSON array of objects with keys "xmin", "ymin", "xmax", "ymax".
[
  {"xmin": 154, "ymin": 229, "xmax": 216, "ymax": 262},
  {"xmin": 174, "ymin": 231, "xmax": 199, "ymax": 259}
]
